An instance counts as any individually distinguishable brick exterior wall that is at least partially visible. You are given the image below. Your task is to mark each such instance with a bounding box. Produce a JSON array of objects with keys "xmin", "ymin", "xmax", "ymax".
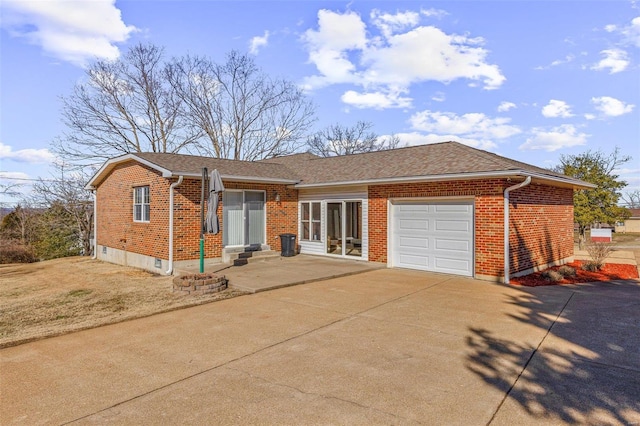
[
  {"xmin": 96, "ymin": 162, "xmax": 172, "ymax": 260},
  {"xmin": 508, "ymin": 184, "xmax": 574, "ymax": 275},
  {"xmin": 96, "ymin": 162, "xmax": 574, "ymax": 280},
  {"xmin": 368, "ymin": 179, "xmax": 574, "ymax": 279},
  {"xmin": 96, "ymin": 161, "xmax": 298, "ymax": 262}
]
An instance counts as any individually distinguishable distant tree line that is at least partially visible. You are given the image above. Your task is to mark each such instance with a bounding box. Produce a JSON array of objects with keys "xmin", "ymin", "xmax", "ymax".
[{"xmin": 0, "ymin": 164, "xmax": 93, "ymax": 263}]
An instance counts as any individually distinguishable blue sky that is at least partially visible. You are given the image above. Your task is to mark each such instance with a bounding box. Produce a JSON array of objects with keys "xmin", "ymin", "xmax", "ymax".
[{"xmin": 1, "ymin": 0, "xmax": 639, "ymax": 208}]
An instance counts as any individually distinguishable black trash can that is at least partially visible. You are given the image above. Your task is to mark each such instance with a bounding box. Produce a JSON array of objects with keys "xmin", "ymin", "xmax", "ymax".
[{"xmin": 279, "ymin": 233, "xmax": 296, "ymax": 257}]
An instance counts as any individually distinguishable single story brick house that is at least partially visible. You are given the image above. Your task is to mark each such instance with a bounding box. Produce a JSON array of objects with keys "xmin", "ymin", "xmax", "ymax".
[{"xmin": 85, "ymin": 141, "xmax": 593, "ymax": 283}]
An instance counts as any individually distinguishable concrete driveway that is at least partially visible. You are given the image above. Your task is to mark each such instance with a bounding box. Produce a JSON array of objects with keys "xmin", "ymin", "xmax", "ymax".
[{"xmin": 1, "ymin": 269, "xmax": 639, "ymax": 425}]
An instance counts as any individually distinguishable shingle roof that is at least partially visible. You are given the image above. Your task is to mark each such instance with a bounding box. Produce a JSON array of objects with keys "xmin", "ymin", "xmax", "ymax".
[
  {"xmin": 261, "ymin": 141, "xmax": 583, "ymax": 186},
  {"xmin": 133, "ymin": 152, "xmax": 299, "ymax": 181},
  {"xmin": 87, "ymin": 141, "xmax": 593, "ymax": 189}
]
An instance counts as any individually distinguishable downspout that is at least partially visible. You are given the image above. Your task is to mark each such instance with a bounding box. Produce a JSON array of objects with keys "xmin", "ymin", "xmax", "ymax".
[
  {"xmin": 504, "ymin": 176, "xmax": 532, "ymax": 284},
  {"xmin": 165, "ymin": 176, "xmax": 184, "ymax": 275},
  {"xmin": 91, "ymin": 190, "xmax": 97, "ymax": 260}
]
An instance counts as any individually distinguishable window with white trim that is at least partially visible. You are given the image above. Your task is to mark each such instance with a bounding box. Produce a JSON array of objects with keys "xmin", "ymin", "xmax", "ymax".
[
  {"xmin": 301, "ymin": 202, "xmax": 321, "ymax": 241},
  {"xmin": 133, "ymin": 186, "xmax": 150, "ymax": 222}
]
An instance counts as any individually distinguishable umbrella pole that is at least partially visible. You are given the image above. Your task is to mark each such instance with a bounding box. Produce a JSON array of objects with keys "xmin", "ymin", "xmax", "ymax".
[{"xmin": 200, "ymin": 167, "xmax": 208, "ymax": 273}]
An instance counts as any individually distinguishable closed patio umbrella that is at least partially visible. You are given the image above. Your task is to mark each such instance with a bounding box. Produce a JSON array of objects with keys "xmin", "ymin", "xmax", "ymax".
[{"xmin": 205, "ymin": 169, "xmax": 225, "ymax": 234}]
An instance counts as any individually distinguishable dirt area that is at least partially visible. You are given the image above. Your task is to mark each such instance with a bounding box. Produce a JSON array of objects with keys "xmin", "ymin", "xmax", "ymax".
[{"xmin": 0, "ymin": 257, "xmax": 246, "ymax": 348}]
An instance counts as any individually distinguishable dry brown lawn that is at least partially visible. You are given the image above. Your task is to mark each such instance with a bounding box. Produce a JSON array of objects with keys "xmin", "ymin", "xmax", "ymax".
[{"xmin": 0, "ymin": 257, "xmax": 246, "ymax": 348}]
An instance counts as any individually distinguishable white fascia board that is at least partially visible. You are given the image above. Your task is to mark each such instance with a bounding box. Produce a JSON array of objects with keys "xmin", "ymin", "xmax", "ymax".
[
  {"xmin": 85, "ymin": 154, "xmax": 171, "ymax": 190},
  {"xmin": 168, "ymin": 172, "xmax": 299, "ymax": 185},
  {"xmin": 294, "ymin": 170, "xmax": 594, "ymax": 190}
]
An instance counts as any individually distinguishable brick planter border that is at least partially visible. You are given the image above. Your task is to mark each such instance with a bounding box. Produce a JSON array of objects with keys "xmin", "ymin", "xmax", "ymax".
[{"xmin": 173, "ymin": 273, "xmax": 228, "ymax": 295}]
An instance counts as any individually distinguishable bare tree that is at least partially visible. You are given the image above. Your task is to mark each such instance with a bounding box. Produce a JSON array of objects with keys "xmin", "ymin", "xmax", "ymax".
[
  {"xmin": 166, "ymin": 51, "xmax": 316, "ymax": 160},
  {"xmin": 31, "ymin": 163, "xmax": 94, "ymax": 256},
  {"xmin": 56, "ymin": 43, "xmax": 201, "ymax": 166},
  {"xmin": 621, "ymin": 190, "xmax": 640, "ymax": 208},
  {"xmin": 1, "ymin": 182, "xmax": 22, "ymax": 197},
  {"xmin": 307, "ymin": 121, "xmax": 401, "ymax": 157}
]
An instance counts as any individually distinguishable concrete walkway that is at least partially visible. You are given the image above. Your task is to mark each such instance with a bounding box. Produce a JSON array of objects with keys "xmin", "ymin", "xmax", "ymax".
[
  {"xmin": 574, "ymin": 248, "xmax": 638, "ymax": 266},
  {"xmin": 2, "ymin": 269, "xmax": 639, "ymax": 425}
]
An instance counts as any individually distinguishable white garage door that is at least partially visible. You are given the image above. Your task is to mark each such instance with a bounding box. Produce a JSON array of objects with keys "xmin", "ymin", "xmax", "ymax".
[{"xmin": 391, "ymin": 200, "xmax": 474, "ymax": 276}]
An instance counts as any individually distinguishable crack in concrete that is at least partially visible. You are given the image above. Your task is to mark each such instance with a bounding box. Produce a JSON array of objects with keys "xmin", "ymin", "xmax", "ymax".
[{"xmin": 486, "ymin": 291, "xmax": 576, "ymax": 425}]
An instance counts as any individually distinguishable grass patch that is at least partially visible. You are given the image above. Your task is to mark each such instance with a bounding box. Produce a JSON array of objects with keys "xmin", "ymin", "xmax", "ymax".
[{"xmin": 66, "ymin": 289, "xmax": 93, "ymax": 298}]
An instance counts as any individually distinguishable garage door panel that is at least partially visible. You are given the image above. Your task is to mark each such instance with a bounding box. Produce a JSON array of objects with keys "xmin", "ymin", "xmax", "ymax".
[
  {"xmin": 434, "ymin": 220, "xmax": 470, "ymax": 232},
  {"xmin": 399, "ymin": 236, "xmax": 429, "ymax": 249},
  {"xmin": 435, "ymin": 257, "xmax": 471, "ymax": 274},
  {"xmin": 434, "ymin": 204, "xmax": 472, "ymax": 213},
  {"xmin": 398, "ymin": 253, "xmax": 430, "ymax": 268},
  {"xmin": 399, "ymin": 204, "xmax": 429, "ymax": 213},
  {"xmin": 392, "ymin": 201, "xmax": 473, "ymax": 277},
  {"xmin": 398, "ymin": 219, "xmax": 429, "ymax": 231},
  {"xmin": 435, "ymin": 238, "xmax": 470, "ymax": 252}
]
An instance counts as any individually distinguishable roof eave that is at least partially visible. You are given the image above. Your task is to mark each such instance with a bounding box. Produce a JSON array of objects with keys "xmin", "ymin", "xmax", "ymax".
[
  {"xmin": 167, "ymin": 172, "xmax": 299, "ymax": 184},
  {"xmin": 84, "ymin": 154, "xmax": 300, "ymax": 190},
  {"xmin": 294, "ymin": 170, "xmax": 595, "ymax": 189},
  {"xmin": 85, "ymin": 154, "xmax": 172, "ymax": 190}
]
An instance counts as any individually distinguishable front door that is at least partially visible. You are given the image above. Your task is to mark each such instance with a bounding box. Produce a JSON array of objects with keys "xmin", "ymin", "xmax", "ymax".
[{"xmin": 223, "ymin": 190, "xmax": 265, "ymax": 246}]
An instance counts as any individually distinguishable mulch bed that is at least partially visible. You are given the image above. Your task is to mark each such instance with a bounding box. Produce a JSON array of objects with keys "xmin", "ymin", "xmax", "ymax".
[{"xmin": 511, "ymin": 261, "xmax": 639, "ymax": 287}]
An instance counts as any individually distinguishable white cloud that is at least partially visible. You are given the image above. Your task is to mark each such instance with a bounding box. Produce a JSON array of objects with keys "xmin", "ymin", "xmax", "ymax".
[
  {"xmin": 520, "ymin": 125, "xmax": 589, "ymax": 152},
  {"xmin": 0, "ymin": 142, "xmax": 56, "ymax": 164},
  {"xmin": 497, "ymin": 101, "xmax": 516, "ymax": 112},
  {"xmin": 371, "ymin": 9, "xmax": 420, "ymax": 38},
  {"xmin": 409, "ymin": 110, "xmax": 521, "ymax": 141},
  {"xmin": 393, "ymin": 132, "xmax": 497, "ymax": 150},
  {"xmin": 584, "ymin": 113, "xmax": 596, "ymax": 120},
  {"xmin": 0, "ymin": 0, "xmax": 136, "ymax": 66},
  {"xmin": 535, "ymin": 54, "xmax": 575, "ymax": 70},
  {"xmin": 591, "ymin": 96, "xmax": 635, "ymax": 116},
  {"xmin": 591, "ymin": 48, "xmax": 629, "ymax": 74},
  {"xmin": 420, "ymin": 8, "xmax": 448, "ymax": 19},
  {"xmin": 301, "ymin": 9, "xmax": 505, "ymax": 108},
  {"xmin": 249, "ymin": 31, "xmax": 269, "ymax": 55},
  {"xmin": 0, "ymin": 171, "xmax": 30, "ymax": 181},
  {"xmin": 431, "ymin": 92, "xmax": 446, "ymax": 102},
  {"xmin": 604, "ymin": 16, "xmax": 640, "ymax": 48},
  {"xmin": 625, "ymin": 16, "xmax": 640, "ymax": 47},
  {"xmin": 341, "ymin": 89, "xmax": 412, "ymax": 109},
  {"xmin": 541, "ymin": 100, "xmax": 574, "ymax": 118}
]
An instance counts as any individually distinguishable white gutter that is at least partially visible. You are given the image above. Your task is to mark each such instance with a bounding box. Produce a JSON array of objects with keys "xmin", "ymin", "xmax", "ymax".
[
  {"xmin": 165, "ymin": 175, "xmax": 184, "ymax": 275},
  {"xmin": 91, "ymin": 191, "xmax": 97, "ymax": 260},
  {"xmin": 294, "ymin": 170, "xmax": 593, "ymax": 190},
  {"xmin": 504, "ymin": 176, "xmax": 532, "ymax": 284}
]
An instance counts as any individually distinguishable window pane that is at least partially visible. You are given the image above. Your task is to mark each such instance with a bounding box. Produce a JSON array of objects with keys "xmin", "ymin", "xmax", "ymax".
[
  {"xmin": 302, "ymin": 203, "xmax": 309, "ymax": 221},
  {"xmin": 143, "ymin": 186, "xmax": 149, "ymax": 203},
  {"xmin": 134, "ymin": 205, "xmax": 142, "ymax": 221},
  {"xmin": 134, "ymin": 188, "xmax": 141, "ymax": 204},
  {"xmin": 302, "ymin": 222, "xmax": 309, "ymax": 240},
  {"xmin": 312, "ymin": 222, "xmax": 321, "ymax": 241},
  {"xmin": 144, "ymin": 204, "xmax": 150, "ymax": 222},
  {"xmin": 312, "ymin": 202, "xmax": 320, "ymax": 221}
]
